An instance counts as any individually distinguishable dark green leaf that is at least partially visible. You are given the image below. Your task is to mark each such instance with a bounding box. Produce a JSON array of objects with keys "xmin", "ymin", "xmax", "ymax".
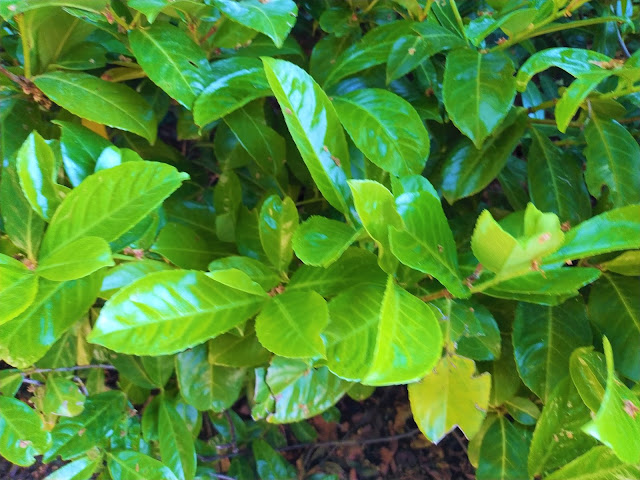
[
  {"xmin": 54, "ymin": 121, "xmax": 111, "ymax": 187},
  {"xmin": 158, "ymin": 398, "xmax": 197, "ymax": 480},
  {"xmin": 252, "ymin": 438, "xmax": 297, "ymax": 480},
  {"xmin": 477, "ymin": 416, "xmax": 528, "ymax": 480}
]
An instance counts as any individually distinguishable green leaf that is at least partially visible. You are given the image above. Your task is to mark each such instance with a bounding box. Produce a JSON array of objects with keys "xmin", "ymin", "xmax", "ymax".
[
  {"xmin": 34, "ymin": 72, "xmax": 157, "ymax": 143},
  {"xmin": 193, "ymin": 58, "xmax": 271, "ymax": 127},
  {"xmin": 253, "ymin": 357, "xmax": 351, "ymax": 423},
  {"xmin": 389, "ymin": 190, "xmax": 467, "ymax": 297},
  {"xmin": 43, "ymin": 377, "xmax": 85, "ymax": 417},
  {"xmin": 259, "ymin": 195, "xmax": 298, "ymax": 272},
  {"xmin": 128, "ymin": 0, "xmax": 208, "ymax": 22},
  {"xmin": 528, "ymin": 127, "xmax": 591, "ymax": 224},
  {"xmin": 408, "ymin": 355, "xmax": 490, "ymax": 443},
  {"xmin": 208, "ymin": 256, "xmax": 280, "ymax": 291},
  {"xmin": 40, "ymin": 161, "xmax": 188, "ymax": 258},
  {"xmin": 0, "ymin": 0, "xmax": 106, "ymax": 18},
  {"xmin": 159, "ymin": 398, "xmax": 197, "ymax": 480},
  {"xmin": 54, "ymin": 120, "xmax": 111, "ymax": 187},
  {"xmin": 543, "ymin": 205, "xmax": 640, "ymax": 264},
  {"xmin": 176, "ymin": 344, "xmax": 246, "ymax": 412},
  {"xmin": 443, "ymin": 49, "xmax": 516, "ymax": 147},
  {"xmin": 256, "ymin": 291, "xmax": 328, "ymax": 359},
  {"xmin": 107, "ymin": 450, "xmax": 178, "ymax": 480},
  {"xmin": 42, "ymin": 456, "xmax": 101, "ymax": 480},
  {"xmin": 545, "ymin": 446, "xmax": 640, "ymax": 480},
  {"xmin": 472, "ymin": 203, "xmax": 564, "ymax": 277},
  {"xmin": 555, "ymin": 72, "xmax": 613, "ymax": 133},
  {"xmin": 456, "ymin": 304, "xmax": 501, "ymax": 361},
  {"xmin": 37, "ymin": 236, "xmax": 113, "ymax": 281},
  {"xmin": 16, "ymin": 131, "xmax": 66, "ymax": 221},
  {"xmin": 0, "ymin": 254, "xmax": 37, "ymax": 325},
  {"xmin": 0, "ymin": 370, "xmax": 23, "ymax": 396},
  {"xmin": 516, "ymin": 48, "xmax": 612, "ymax": 90},
  {"xmin": 208, "ymin": 322, "xmax": 271, "ymax": 367},
  {"xmin": 441, "ymin": 112, "xmax": 527, "ymax": 203},
  {"xmin": 504, "ymin": 397, "xmax": 540, "ymax": 426},
  {"xmin": 588, "ymin": 274, "xmax": 640, "ymax": 381},
  {"xmin": 601, "ymin": 250, "xmax": 640, "ymax": 276},
  {"xmin": 513, "ymin": 297, "xmax": 592, "ymax": 402},
  {"xmin": 333, "ymin": 88, "xmax": 430, "ymax": 177},
  {"xmin": 100, "ymin": 260, "xmax": 173, "ymax": 299},
  {"xmin": 292, "ymin": 216, "xmax": 361, "ymax": 267},
  {"xmin": 0, "ymin": 162, "xmax": 45, "ymax": 260},
  {"xmin": 0, "ymin": 396, "xmax": 50, "ymax": 467},
  {"xmin": 348, "ymin": 180, "xmax": 402, "ymax": 274},
  {"xmin": 45, "ymin": 391, "xmax": 126, "ymax": 462},
  {"xmin": 583, "ymin": 337, "xmax": 640, "ymax": 464},
  {"xmin": 477, "ymin": 416, "xmax": 528, "ymax": 480},
  {"xmin": 0, "ymin": 272, "xmax": 102, "ymax": 368},
  {"xmin": 89, "ymin": 270, "xmax": 267, "ymax": 355},
  {"xmin": 212, "ymin": 0, "xmax": 297, "ymax": 48},
  {"xmin": 129, "ymin": 24, "xmax": 211, "ymax": 109},
  {"xmin": 386, "ymin": 23, "xmax": 466, "ymax": 83},
  {"xmin": 570, "ymin": 347, "xmax": 607, "ymax": 413},
  {"xmin": 325, "ymin": 278, "xmax": 443, "ymax": 386},
  {"xmin": 584, "ymin": 116, "xmax": 640, "ymax": 207},
  {"xmin": 263, "ymin": 57, "xmax": 353, "ymax": 218},
  {"xmin": 151, "ymin": 223, "xmax": 231, "ymax": 270},
  {"xmin": 252, "ymin": 439, "xmax": 297, "ymax": 480}
]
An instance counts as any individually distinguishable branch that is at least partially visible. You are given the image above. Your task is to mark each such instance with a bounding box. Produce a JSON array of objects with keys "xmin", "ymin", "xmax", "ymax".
[{"xmin": 18, "ymin": 364, "xmax": 117, "ymax": 375}]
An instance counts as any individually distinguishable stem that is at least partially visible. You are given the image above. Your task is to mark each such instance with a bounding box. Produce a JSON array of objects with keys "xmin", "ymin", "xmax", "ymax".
[
  {"xmin": 15, "ymin": 15, "xmax": 31, "ymax": 78},
  {"xmin": 618, "ymin": 116, "xmax": 640, "ymax": 124},
  {"xmin": 129, "ymin": 11, "xmax": 142, "ymax": 29},
  {"xmin": 527, "ymin": 99, "xmax": 557, "ymax": 114},
  {"xmin": 295, "ymin": 197, "xmax": 324, "ymax": 207},
  {"xmin": 361, "ymin": 0, "xmax": 380, "ymax": 14},
  {"xmin": 528, "ymin": 118, "xmax": 583, "ymax": 128},
  {"xmin": 598, "ymin": 84, "xmax": 640, "ymax": 100},
  {"xmin": 112, "ymin": 253, "xmax": 139, "ymax": 261},
  {"xmin": 447, "ymin": 0, "xmax": 467, "ymax": 42},
  {"xmin": 18, "ymin": 364, "xmax": 117, "ymax": 375},
  {"xmin": 420, "ymin": 289, "xmax": 451, "ymax": 302}
]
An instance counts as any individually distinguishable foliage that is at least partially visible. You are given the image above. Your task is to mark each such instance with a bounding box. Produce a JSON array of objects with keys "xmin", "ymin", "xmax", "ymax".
[{"xmin": 0, "ymin": 0, "xmax": 639, "ymax": 479}]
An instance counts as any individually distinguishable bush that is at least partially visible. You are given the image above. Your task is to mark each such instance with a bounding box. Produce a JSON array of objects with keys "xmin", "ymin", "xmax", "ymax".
[{"xmin": 1, "ymin": 0, "xmax": 639, "ymax": 479}]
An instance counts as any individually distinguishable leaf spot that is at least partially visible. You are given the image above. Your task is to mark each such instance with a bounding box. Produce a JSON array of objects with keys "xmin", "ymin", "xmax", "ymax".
[
  {"xmin": 18, "ymin": 440, "xmax": 31, "ymax": 448},
  {"xmin": 78, "ymin": 428, "xmax": 86, "ymax": 436},
  {"xmin": 407, "ymin": 47, "xmax": 416, "ymax": 56},
  {"xmin": 538, "ymin": 232, "xmax": 552, "ymax": 243},
  {"xmin": 624, "ymin": 399, "xmax": 639, "ymax": 419}
]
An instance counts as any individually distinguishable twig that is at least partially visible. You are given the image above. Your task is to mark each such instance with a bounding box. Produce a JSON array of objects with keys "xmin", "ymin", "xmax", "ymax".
[
  {"xmin": 420, "ymin": 289, "xmax": 451, "ymax": 302},
  {"xmin": 18, "ymin": 364, "xmax": 117, "ymax": 375},
  {"xmin": 225, "ymin": 410, "xmax": 239, "ymax": 454},
  {"xmin": 0, "ymin": 64, "xmax": 23, "ymax": 85},
  {"xmin": 616, "ymin": 23, "xmax": 631, "ymax": 58},
  {"xmin": 22, "ymin": 378, "xmax": 43, "ymax": 386}
]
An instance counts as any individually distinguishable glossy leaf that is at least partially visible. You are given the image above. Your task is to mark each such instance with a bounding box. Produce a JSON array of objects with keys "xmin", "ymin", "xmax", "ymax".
[
  {"xmin": 151, "ymin": 223, "xmax": 231, "ymax": 270},
  {"xmin": 292, "ymin": 216, "xmax": 361, "ymax": 267},
  {"xmin": 55, "ymin": 120, "xmax": 111, "ymax": 187},
  {"xmin": 42, "ymin": 456, "xmax": 101, "ymax": 480},
  {"xmin": 193, "ymin": 58, "xmax": 271, "ymax": 127},
  {"xmin": 0, "ymin": 396, "xmax": 50, "ymax": 467},
  {"xmin": 443, "ymin": 49, "xmax": 516, "ymax": 147},
  {"xmin": 40, "ymin": 161, "xmax": 188, "ymax": 258},
  {"xmin": 212, "ymin": 0, "xmax": 298, "ymax": 48},
  {"xmin": 570, "ymin": 347, "xmax": 607, "ymax": 413},
  {"xmin": 255, "ymin": 291, "xmax": 328, "ymax": 358},
  {"xmin": 528, "ymin": 127, "xmax": 591, "ymax": 224},
  {"xmin": 89, "ymin": 270, "xmax": 267, "ymax": 355},
  {"xmin": 588, "ymin": 274, "xmax": 640, "ymax": 381},
  {"xmin": 601, "ymin": 250, "xmax": 640, "ymax": 276},
  {"xmin": 263, "ymin": 57, "xmax": 353, "ymax": 217},
  {"xmin": 130, "ymin": 24, "xmax": 211, "ymax": 108},
  {"xmin": 584, "ymin": 116, "xmax": 640, "ymax": 207},
  {"xmin": 176, "ymin": 344, "xmax": 246, "ymax": 411},
  {"xmin": 252, "ymin": 439, "xmax": 297, "ymax": 479},
  {"xmin": 555, "ymin": 71, "xmax": 612, "ymax": 133},
  {"xmin": 477, "ymin": 416, "xmax": 528, "ymax": 480},
  {"xmin": 504, "ymin": 397, "xmax": 540, "ymax": 426},
  {"xmin": 0, "ymin": 254, "xmax": 37, "ymax": 325},
  {"xmin": 208, "ymin": 256, "xmax": 280, "ymax": 291},
  {"xmin": 158, "ymin": 398, "xmax": 197, "ymax": 480},
  {"xmin": 107, "ymin": 450, "xmax": 178, "ymax": 480},
  {"xmin": 208, "ymin": 322, "xmax": 271, "ymax": 367},
  {"xmin": 545, "ymin": 446, "xmax": 640, "ymax": 480},
  {"xmin": 34, "ymin": 72, "xmax": 157, "ymax": 143},
  {"xmin": 259, "ymin": 195, "xmax": 298, "ymax": 272},
  {"xmin": 43, "ymin": 377, "xmax": 85, "ymax": 417},
  {"xmin": 326, "ymin": 280, "xmax": 442, "ymax": 385},
  {"xmin": 333, "ymin": 88, "xmax": 430, "ymax": 176},
  {"xmin": 0, "ymin": 272, "xmax": 102, "ymax": 368},
  {"xmin": 37, "ymin": 236, "xmax": 113, "ymax": 281},
  {"xmin": 583, "ymin": 338, "xmax": 640, "ymax": 464},
  {"xmin": 456, "ymin": 304, "xmax": 501, "ymax": 361},
  {"xmin": 100, "ymin": 260, "xmax": 173, "ymax": 299},
  {"xmin": 389, "ymin": 190, "xmax": 467, "ymax": 297},
  {"xmin": 409, "ymin": 355, "xmax": 491, "ymax": 443}
]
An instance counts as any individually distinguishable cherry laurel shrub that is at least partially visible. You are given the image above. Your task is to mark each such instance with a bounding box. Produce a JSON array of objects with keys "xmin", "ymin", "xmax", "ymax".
[{"xmin": 1, "ymin": 0, "xmax": 639, "ymax": 479}]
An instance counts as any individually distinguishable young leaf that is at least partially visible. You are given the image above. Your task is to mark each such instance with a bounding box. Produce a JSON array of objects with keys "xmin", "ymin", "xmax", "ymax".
[
  {"xmin": 158, "ymin": 398, "xmax": 197, "ymax": 480},
  {"xmin": 37, "ymin": 236, "xmax": 114, "ymax": 281},
  {"xmin": 292, "ymin": 216, "xmax": 361, "ymax": 267},
  {"xmin": 34, "ymin": 72, "xmax": 158, "ymax": 143},
  {"xmin": 589, "ymin": 274, "xmax": 640, "ymax": 381},
  {"xmin": 0, "ymin": 396, "xmax": 51, "ymax": 467},
  {"xmin": 0, "ymin": 254, "xmax": 37, "ymax": 325},
  {"xmin": 211, "ymin": 0, "xmax": 298, "ymax": 48},
  {"xmin": 443, "ymin": 49, "xmax": 516, "ymax": 147},
  {"xmin": 333, "ymin": 88, "xmax": 430, "ymax": 177},
  {"xmin": 259, "ymin": 195, "xmax": 298, "ymax": 273},
  {"xmin": 325, "ymin": 278, "xmax": 443, "ymax": 386},
  {"xmin": 39, "ymin": 161, "xmax": 188, "ymax": 258},
  {"xmin": 582, "ymin": 338, "xmax": 640, "ymax": 464},
  {"xmin": 193, "ymin": 58, "xmax": 272, "ymax": 127},
  {"xmin": 584, "ymin": 116, "xmax": 640, "ymax": 207},
  {"xmin": 129, "ymin": 23, "xmax": 211, "ymax": 109},
  {"xmin": 389, "ymin": 190, "xmax": 467, "ymax": 297},
  {"xmin": 43, "ymin": 377, "xmax": 85, "ymax": 417},
  {"xmin": 262, "ymin": 57, "xmax": 353, "ymax": 218},
  {"xmin": 255, "ymin": 291, "xmax": 328, "ymax": 358},
  {"xmin": 408, "ymin": 355, "xmax": 490, "ymax": 443},
  {"xmin": 476, "ymin": 416, "xmax": 529, "ymax": 480},
  {"xmin": 555, "ymin": 71, "xmax": 612, "ymax": 132},
  {"xmin": 107, "ymin": 450, "xmax": 178, "ymax": 480},
  {"xmin": 88, "ymin": 270, "xmax": 267, "ymax": 355},
  {"xmin": 513, "ymin": 297, "xmax": 592, "ymax": 402},
  {"xmin": 208, "ymin": 256, "xmax": 280, "ymax": 292},
  {"xmin": 176, "ymin": 344, "xmax": 246, "ymax": 412}
]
